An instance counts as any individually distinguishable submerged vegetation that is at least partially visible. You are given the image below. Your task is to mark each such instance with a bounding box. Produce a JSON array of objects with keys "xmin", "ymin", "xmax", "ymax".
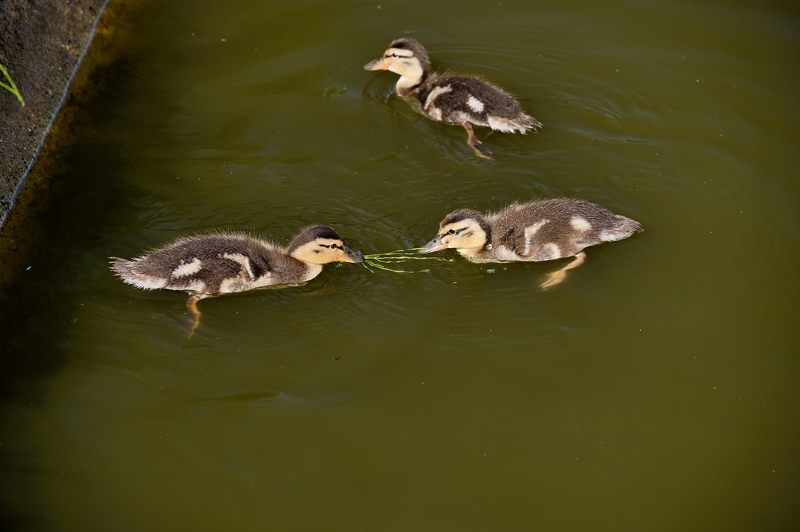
[
  {"xmin": 363, "ymin": 248, "xmax": 454, "ymax": 274},
  {"xmin": 0, "ymin": 63, "xmax": 25, "ymax": 107}
]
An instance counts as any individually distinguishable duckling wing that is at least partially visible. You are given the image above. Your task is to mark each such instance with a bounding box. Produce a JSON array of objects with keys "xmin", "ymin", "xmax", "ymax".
[
  {"xmin": 177, "ymin": 255, "xmax": 259, "ymax": 294},
  {"xmin": 421, "ymin": 74, "xmax": 540, "ymax": 132}
]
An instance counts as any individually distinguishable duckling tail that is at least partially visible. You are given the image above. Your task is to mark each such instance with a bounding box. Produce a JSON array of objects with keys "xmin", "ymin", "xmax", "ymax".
[
  {"xmin": 109, "ymin": 257, "xmax": 133, "ymax": 278},
  {"xmin": 600, "ymin": 216, "xmax": 644, "ymax": 242},
  {"xmin": 487, "ymin": 113, "xmax": 542, "ymax": 133},
  {"xmin": 109, "ymin": 257, "xmax": 167, "ymax": 290},
  {"xmin": 518, "ymin": 113, "xmax": 543, "ymax": 132}
]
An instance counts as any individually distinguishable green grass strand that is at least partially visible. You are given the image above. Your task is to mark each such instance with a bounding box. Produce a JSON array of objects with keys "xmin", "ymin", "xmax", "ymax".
[
  {"xmin": 0, "ymin": 64, "xmax": 25, "ymax": 108},
  {"xmin": 362, "ymin": 247, "xmax": 453, "ymax": 274}
]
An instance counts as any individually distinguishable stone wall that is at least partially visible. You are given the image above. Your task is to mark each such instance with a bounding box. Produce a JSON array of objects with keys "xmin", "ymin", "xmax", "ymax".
[{"xmin": 0, "ymin": 0, "xmax": 108, "ymax": 228}]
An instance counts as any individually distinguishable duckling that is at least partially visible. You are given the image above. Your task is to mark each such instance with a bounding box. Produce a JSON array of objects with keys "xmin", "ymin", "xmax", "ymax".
[
  {"xmin": 364, "ymin": 37, "xmax": 542, "ymax": 159},
  {"xmin": 110, "ymin": 226, "xmax": 364, "ymax": 335},
  {"xmin": 420, "ymin": 199, "xmax": 643, "ymax": 288}
]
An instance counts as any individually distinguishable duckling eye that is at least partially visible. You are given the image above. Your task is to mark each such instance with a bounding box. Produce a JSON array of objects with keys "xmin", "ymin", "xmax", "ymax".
[{"xmin": 447, "ymin": 229, "xmax": 456, "ymax": 235}]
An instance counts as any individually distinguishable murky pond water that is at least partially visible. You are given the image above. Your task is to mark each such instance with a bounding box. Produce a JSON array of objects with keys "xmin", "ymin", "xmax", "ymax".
[{"xmin": 2, "ymin": 0, "xmax": 799, "ymax": 530}]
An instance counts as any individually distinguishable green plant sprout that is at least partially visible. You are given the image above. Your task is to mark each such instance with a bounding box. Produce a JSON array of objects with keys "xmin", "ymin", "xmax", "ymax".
[
  {"xmin": 363, "ymin": 248, "xmax": 454, "ymax": 274},
  {"xmin": 0, "ymin": 64, "xmax": 25, "ymax": 107}
]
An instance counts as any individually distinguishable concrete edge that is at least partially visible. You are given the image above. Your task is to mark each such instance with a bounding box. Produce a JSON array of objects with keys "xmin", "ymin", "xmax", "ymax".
[{"xmin": 0, "ymin": 0, "xmax": 112, "ymax": 229}]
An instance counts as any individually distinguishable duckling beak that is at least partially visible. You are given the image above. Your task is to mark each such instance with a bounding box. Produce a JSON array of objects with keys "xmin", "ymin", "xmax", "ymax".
[
  {"xmin": 364, "ymin": 57, "xmax": 389, "ymax": 71},
  {"xmin": 343, "ymin": 247, "xmax": 365, "ymax": 264},
  {"xmin": 419, "ymin": 236, "xmax": 446, "ymax": 254}
]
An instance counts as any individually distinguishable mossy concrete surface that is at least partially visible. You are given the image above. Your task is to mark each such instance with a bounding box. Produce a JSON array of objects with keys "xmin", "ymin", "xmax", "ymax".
[{"xmin": 0, "ymin": 0, "xmax": 108, "ymax": 228}]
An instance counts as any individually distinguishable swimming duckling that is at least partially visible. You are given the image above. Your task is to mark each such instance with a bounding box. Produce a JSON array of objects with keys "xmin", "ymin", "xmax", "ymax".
[
  {"xmin": 364, "ymin": 37, "xmax": 542, "ymax": 159},
  {"xmin": 420, "ymin": 199, "xmax": 642, "ymax": 288},
  {"xmin": 110, "ymin": 226, "xmax": 364, "ymax": 335}
]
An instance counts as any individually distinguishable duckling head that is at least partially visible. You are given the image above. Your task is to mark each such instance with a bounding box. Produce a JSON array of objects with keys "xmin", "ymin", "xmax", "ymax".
[
  {"xmin": 420, "ymin": 209, "xmax": 491, "ymax": 255},
  {"xmin": 288, "ymin": 225, "xmax": 364, "ymax": 265},
  {"xmin": 364, "ymin": 37, "xmax": 430, "ymax": 90}
]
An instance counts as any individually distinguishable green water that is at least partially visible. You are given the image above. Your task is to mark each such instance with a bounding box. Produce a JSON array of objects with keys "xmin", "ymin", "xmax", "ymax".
[{"xmin": 1, "ymin": 0, "xmax": 799, "ymax": 530}]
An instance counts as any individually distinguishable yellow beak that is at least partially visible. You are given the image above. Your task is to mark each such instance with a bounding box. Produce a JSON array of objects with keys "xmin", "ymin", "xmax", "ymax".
[
  {"xmin": 364, "ymin": 57, "xmax": 389, "ymax": 71},
  {"xmin": 419, "ymin": 236, "xmax": 446, "ymax": 254}
]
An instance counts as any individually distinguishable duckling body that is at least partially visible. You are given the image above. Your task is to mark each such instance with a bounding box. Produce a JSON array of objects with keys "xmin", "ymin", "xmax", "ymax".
[
  {"xmin": 111, "ymin": 226, "xmax": 363, "ymax": 335},
  {"xmin": 112, "ymin": 233, "xmax": 320, "ymax": 294},
  {"xmin": 414, "ymin": 73, "xmax": 540, "ymax": 133},
  {"xmin": 420, "ymin": 199, "xmax": 642, "ymax": 288},
  {"xmin": 365, "ymin": 38, "xmax": 541, "ymax": 159}
]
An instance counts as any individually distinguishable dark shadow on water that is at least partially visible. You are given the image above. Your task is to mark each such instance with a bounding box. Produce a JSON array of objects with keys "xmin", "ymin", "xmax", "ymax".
[
  {"xmin": 0, "ymin": 53, "xmax": 141, "ymax": 402},
  {"xmin": 0, "ymin": 18, "xmax": 144, "ymax": 531}
]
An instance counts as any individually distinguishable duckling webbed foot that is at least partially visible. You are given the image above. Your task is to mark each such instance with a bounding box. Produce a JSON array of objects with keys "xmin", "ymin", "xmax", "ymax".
[
  {"xmin": 461, "ymin": 122, "xmax": 493, "ymax": 159},
  {"xmin": 541, "ymin": 252, "xmax": 586, "ymax": 290},
  {"xmin": 186, "ymin": 294, "xmax": 207, "ymax": 338}
]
